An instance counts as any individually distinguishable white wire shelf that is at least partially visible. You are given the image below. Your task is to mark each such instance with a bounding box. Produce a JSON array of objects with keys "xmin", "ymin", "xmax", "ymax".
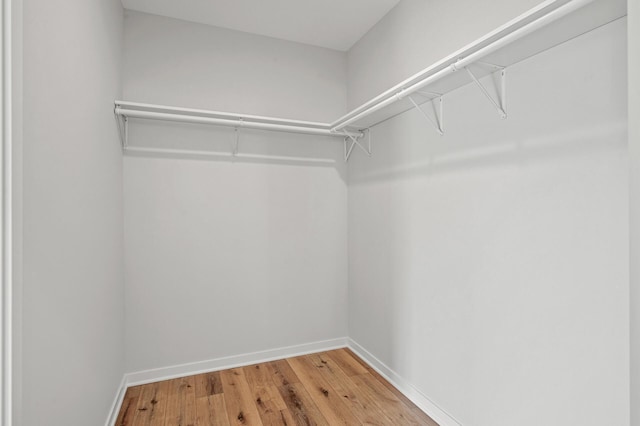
[{"xmin": 114, "ymin": 0, "xmax": 626, "ymax": 161}]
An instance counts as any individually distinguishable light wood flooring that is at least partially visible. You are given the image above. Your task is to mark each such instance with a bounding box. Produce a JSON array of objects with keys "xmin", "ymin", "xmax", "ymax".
[{"xmin": 116, "ymin": 348, "xmax": 439, "ymax": 426}]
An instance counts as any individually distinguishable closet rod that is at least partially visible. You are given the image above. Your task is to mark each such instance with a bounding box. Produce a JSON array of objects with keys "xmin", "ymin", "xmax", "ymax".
[
  {"xmin": 331, "ymin": 0, "xmax": 593, "ymax": 132},
  {"xmin": 115, "ymin": 107, "xmax": 363, "ymax": 138},
  {"xmin": 116, "ymin": 100, "xmax": 330, "ymax": 128}
]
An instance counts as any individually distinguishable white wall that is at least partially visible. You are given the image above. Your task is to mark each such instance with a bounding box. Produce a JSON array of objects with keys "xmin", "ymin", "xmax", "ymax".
[
  {"xmin": 630, "ymin": 0, "xmax": 640, "ymax": 424},
  {"xmin": 21, "ymin": 0, "xmax": 125, "ymax": 425},
  {"xmin": 122, "ymin": 12, "xmax": 348, "ymax": 373},
  {"xmin": 347, "ymin": 15, "xmax": 629, "ymax": 426},
  {"xmin": 346, "ymin": 0, "xmax": 541, "ymax": 108},
  {"xmin": 10, "ymin": 0, "xmax": 23, "ymax": 423},
  {"xmin": 123, "ymin": 10, "xmax": 347, "ymax": 122}
]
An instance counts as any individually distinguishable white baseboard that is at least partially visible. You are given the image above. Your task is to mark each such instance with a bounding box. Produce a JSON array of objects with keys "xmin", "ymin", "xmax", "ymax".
[
  {"xmin": 105, "ymin": 337, "xmax": 349, "ymax": 426},
  {"xmin": 125, "ymin": 337, "xmax": 349, "ymax": 386},
  {"xmin": 104, "ymin": 376, "xmax": 127, "ymax": 426},
  {"xmin": 348, "ymin": 338, "xmax": 463, "ymax": 426},
  {"xmin": 105, "ymin": 336, "xmax": 462, "ymax": 426}
]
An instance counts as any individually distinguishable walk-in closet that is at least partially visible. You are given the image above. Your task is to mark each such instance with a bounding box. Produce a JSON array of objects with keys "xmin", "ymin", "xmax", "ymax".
[{"xmin": 1, "ymin": 0, "xmax": 639, "ymax": 425}]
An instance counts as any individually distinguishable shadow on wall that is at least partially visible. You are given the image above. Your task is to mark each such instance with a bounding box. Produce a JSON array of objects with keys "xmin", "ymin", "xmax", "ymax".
[
  {"xmin": 346, "ymin": 103, "xmax": 629, "ymax": 425},
  {"xmin": 349, "ymin": 114, "xmax": 627, "ymax": 186},
  {"xmin": 346, "ymin": 18, "xmax": 629, "ymax": 422},
  {"xmin": 348, "ymin": 11, "xmax": 628, "ymax": 187},
  {"xmin": 124, "ymin": 118, "xmax": 348, "ymax": 181}
]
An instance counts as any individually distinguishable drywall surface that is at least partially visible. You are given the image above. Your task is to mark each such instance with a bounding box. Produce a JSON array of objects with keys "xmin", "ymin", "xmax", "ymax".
[
  {"xmin": 122, "ymin": 12, "xmax": 348, "ymax": 373},
  {"xmin": 630, "ymin": 0, "xmax": 640, "ymax": 423},
  {"xmin": 124, "ymin": 155, "xmax": 348, "ymax": 372},
  {"xmin": 347, "ymin": 18, "xmax": 629, "ymax": 426},
  {"xmin": 347, "ymin": 0, "xmax": 543, "ymax": 108},
  {"xmin": 10, "ymin": 0, "xmax": 24, "ymax": 423},
  {"xmin": 123, "ymin": 10, "xmax": 347, "ymax": 122},
  {"xmin": 22, "ymin": 0, "xmax": 125, "ymax": 425}
]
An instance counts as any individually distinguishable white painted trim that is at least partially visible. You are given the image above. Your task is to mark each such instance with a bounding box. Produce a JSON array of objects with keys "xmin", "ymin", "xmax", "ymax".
[
  {"xmin": 106, "ymin": 337, "xmax": 348, "ymax": 425},
  {"xmin": 125, "ymin": 337, "xmax": 349, "ymax": 387},
  {"xmin": 104, "ymin": 377, "xmax": 127, "ymax": 426},
  {"xmin": 105, "ymin": 336, "xmax": 462, "ymax": 426},
  {"xmin": 1, "ymin": 0, "xmax": 12, "ymax": 424},
  {"xmin": 348, "ymin": 338, "xmax": 463, "ymax": 426}
]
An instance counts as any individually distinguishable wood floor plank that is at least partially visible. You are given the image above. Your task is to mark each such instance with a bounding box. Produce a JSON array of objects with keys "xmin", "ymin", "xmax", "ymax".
[
  {"xmin": 325, "ymin": 348, "xmax": 368, "ymax": 376},
  {"xmin": 305, "ymin": 353, "xmax": 395, "ymax": 425},
  {"xmin": 165, "ymin": 376, "xmax": 197, "ymax": 426},
  {"xmin": 244, "ymin": 363, "xmax": 298, "ymax": 426},
  {"xmin": 277, "ymin": 382, "xmax": 329, "ymax": 426},
  {"xmin": 195, "ymin": 372, "xmax": 224, "ymax": 398},
  {"xmin": 350, "ymin": 373, "xmax": 429, "ymax": 426},
  {"xmin": 219, "ymin": 368, "xmax": 264, "ymax": 426},
  {"xmin": 262, "ymin": 385, "xmax": 287, "ymax": 411},
  {"xmin": 132, "ymin": 381, "xmax": 170, "ymax": 426},
  {"xmin": 243, "ymin": 363, "xmax": 272, "ymax": 388},
  {"xmin": 265, "ymin": 360, "xmax": 300, "ymax": 388},
  {"xmin": 274, "ymin": 408, "xmax": 297, "ymax": 426},
  {"xmin": 116, "ymin": 386, "xmax": 143, "ymax": 426},
  {"xmin": 196, "ymin": 395, "xmax": 230, "ymax": 426},
  {"xmin": 116, "ymin": 350, "xmax": 438, "ymax": 426},
  {"xmin": 253, "ymin": 389, "xmax": 291, "ymax": 426},
  {"xmin": 286, "ymin": 355, "xmax": 361, "ymax": 426},
  {"xmin": 342, "ymin": 349, "xmax": 439, "ymax": 426}
]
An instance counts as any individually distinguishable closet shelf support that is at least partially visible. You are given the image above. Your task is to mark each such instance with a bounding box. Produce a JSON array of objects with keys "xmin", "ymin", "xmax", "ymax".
[
  {"xmin": 344, "ymin": 131, "xmax": 370, "ymax": 162},
  {"xmin": 114, "ymin": 107, "xmax": 128, "ymax": 149},
  {"xmin": 231, "ymin": 120, "xmax": 242, "ymax": 156},
  {"xmin": 407, "ymin": 93, "xmax": 444, "ymax": 135},
  {"xmin": 465, "ymin": 65, "xmax": 507, "ymax": 119},
  {"xmin": 124, "ymin": 117, "xmax": 129, "ymax": 147}
]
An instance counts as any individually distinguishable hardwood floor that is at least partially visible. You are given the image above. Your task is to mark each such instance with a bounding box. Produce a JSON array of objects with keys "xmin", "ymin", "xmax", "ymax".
[{"xmin": 116, "ymin": 348, "xmax": 439, "ymax": 426}]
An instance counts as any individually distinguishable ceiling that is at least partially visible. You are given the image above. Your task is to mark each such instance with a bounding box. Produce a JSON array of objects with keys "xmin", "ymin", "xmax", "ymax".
[{"xmin": 121, "ymin": 0, "xmax": 401, "ymax": 51}]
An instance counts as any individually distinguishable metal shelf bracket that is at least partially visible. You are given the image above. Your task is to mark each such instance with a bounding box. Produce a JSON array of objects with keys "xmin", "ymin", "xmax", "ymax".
[
  {"xmin": 231, "ymin": 119, "xmax": 242, "ymax": 156},
  {"xmin": 343, "ymin": 130, "xmax": 370, "ymax": 162},
  {"xmin": 408, "ymin": 92, "xmax": 444, "ymax": 135},
  {"xmin": 124, "ymin": 117, "xmax": 129, "ymax": 147},
  {"xmin": 114, "ymin": 107, "xmax": 129, "ymax": 149},
  {"xmin": 465, "ymin": 64, "xmax": 507, "ymax": 119}
]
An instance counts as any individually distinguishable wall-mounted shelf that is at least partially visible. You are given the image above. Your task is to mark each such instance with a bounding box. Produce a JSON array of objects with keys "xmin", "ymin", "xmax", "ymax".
[
  {"xmin": 115, "ymin": 101, "xmax": 362, "ymax": 138},
  {"xmin": 115, "ymin": 0, "xmax": 626, "ymax": 162}
]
